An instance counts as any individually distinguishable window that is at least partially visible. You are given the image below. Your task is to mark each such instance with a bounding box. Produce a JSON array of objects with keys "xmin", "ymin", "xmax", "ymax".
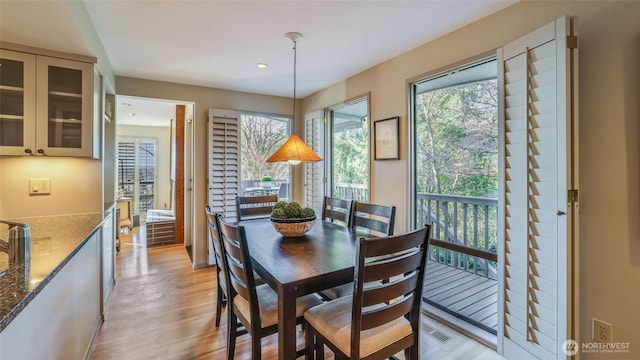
[
  {"xmin": 328, "ymin": 97, "xmax": 369, "ymax": 202},
  {"xmin": 207, "ymin": 109, "xmax": 291, "ymax": 226},
  {"xmin": 239, "ymin": 113, "xmax": 291, "ymax": 200},
  {"xmin": 118, "ymin": 138, "xmax": 157, "ymax": 221}
]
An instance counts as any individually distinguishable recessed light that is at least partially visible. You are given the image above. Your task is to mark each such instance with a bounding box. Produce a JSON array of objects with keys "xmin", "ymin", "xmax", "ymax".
[
  {"xmin": 128, "ymin": 112, "xmax": 136, "ymax": 116},
  {"xmin": 256, "ymin": 63, "xmax": 268, "ymax": 69},
  {"xmin": 122, "ymin": 103, "xmax": 132, "ymax": 107}
]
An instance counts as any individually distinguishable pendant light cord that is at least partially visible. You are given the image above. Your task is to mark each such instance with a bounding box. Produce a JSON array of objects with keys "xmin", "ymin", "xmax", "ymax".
[{"xmin": 292, "ymin": 38, "xmax": 297, "ymax": 121}]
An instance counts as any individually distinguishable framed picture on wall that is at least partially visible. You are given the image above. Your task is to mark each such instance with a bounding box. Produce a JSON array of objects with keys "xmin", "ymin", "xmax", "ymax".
[{"xmin": 373, "ymin": 116, "xmax": 399, "ymax": 160}]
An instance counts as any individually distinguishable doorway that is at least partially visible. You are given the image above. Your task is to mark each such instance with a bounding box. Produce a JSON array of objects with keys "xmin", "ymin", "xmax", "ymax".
[
  {"xmin": 410, "ymin": 58, "xmax": 499, "ymax": 344},
  {"xmin": 116, "ymin": 96, "xmax": 194, "ymax": 250}
]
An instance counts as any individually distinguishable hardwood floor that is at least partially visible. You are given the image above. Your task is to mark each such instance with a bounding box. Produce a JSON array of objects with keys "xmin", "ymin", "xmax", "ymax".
[{"xmin": 90, "ymin": 226, "xmax": 504, "ymax": 359}]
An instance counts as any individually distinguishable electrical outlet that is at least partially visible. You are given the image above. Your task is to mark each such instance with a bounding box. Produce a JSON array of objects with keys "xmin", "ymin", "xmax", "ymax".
[
  {"xmin": 29, "ymin": 178, "xmax": 51, "ymax": 195},
  {"xmin": 592, "ymin": 318, "xmax": 612, "ymax": 342}
]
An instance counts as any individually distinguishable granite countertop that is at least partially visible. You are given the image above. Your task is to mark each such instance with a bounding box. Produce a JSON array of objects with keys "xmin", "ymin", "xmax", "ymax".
[{"xmin": 0, "ymin": 213, "xmax": 104, "ymax": 332}]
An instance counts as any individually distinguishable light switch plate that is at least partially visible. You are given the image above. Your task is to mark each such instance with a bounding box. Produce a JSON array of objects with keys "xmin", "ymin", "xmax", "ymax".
[{"xmin": 30, "ymin": 178, "xmax": 51, "ymax": 195}]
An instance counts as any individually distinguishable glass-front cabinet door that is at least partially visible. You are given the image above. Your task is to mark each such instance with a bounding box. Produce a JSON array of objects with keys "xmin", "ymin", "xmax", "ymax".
[
  {"xmin": 36, "ymin": 56, "xmax": 93, "ymax": 157},
  {"xmin": 0, "ymin": 48, "xmax": 94, "ymax": 157},
  {"xmin": 0, "ymin": 49, "xmax": 36, "ymax": 155}
]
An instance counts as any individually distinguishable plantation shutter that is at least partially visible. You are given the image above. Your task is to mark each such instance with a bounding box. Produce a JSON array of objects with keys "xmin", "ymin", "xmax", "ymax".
[
  {"xmin": 304, "ymin": 110, "xmax": 325, "ymax": 215},
  {"xmin": 498, "ymin": 16, "xmax": 578, "ymax": 360},
  {"xmin": 207, "ymin": 108, "xmax": 240, "ymax": 222}
]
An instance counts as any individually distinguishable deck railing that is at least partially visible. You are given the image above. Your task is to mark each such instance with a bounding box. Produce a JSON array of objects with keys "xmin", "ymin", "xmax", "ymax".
[
  {"xmin": 417, "ymin": 193, "xmax": 498, "ymax": 279},
  {"xmin": 333, "ymin": 183, "xmax": 368, "ymax": 202}
]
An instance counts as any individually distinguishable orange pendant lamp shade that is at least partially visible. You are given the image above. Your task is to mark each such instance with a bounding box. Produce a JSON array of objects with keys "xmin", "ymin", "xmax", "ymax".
[{"xmin": 266, "ymin": 134, "xmax": 322, "ymax": 165}]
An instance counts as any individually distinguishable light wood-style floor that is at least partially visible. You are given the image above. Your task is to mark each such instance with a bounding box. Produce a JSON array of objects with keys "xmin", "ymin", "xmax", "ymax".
[{"xmin": 89, "ymin": 227, "xmax": 504, "ymax": 360}]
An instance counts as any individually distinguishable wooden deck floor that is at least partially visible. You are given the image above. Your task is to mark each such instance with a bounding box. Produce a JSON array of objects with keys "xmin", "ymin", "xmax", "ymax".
[{"xmin": 423, "ymin": 261, "xmax": 498, "ymax": 333}]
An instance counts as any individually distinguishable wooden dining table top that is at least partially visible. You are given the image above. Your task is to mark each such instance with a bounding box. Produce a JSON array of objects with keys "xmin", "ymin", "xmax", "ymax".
[
  {"xmin": 242, "ymin": 218, "xmax": 358, "ymax": 290},
  {"xmin": 239, "ymin": 217, "xmax": 360, "ymax": 360}
]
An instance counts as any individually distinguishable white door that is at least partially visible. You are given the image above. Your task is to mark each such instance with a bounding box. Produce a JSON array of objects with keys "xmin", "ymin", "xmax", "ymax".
[{"xmin": 498, "ymin": 16, "xmax": 579, "ymax": 360}]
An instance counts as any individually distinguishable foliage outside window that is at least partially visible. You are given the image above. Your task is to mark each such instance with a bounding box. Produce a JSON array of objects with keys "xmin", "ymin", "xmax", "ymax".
[
  {"xmin": 414, "ymin": 67, "xmax": 499, "ymax": 258},
  {"xmin": 332, "ymin": 118, "xmax": 368, "ymax": 186},
  {"xmin": 329, "ymin": 97, "xmax": 370, "ymax": 203},
  {"xmin": 415, "ymin": 79, "xmax": 498, "ymax": 198},
  {"xmin": 240, "ymin": 114, "xmax": 289, "ymax": 182}
]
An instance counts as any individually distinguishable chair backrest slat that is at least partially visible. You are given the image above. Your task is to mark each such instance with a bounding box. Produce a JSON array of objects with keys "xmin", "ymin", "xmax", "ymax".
[
  {"xmin": 321, "ymin": 196, "xmax": 353, "ymax": 226},
  {"xmin": 362, "ymin": 272, "xmax": 419, "ymax": 307},
  {"xmin": 350, "ymin": 202, "xmax": 396, "ymax": 236},
  {"xmin": 236, "ymin": 194, "xmax": 278, "ymax": 220},
  {"xmin": 364, "ymin": 251, "xmax": 423, "ymax": 282},
  {"xmin": 361, "ymin": 294, "xmax": 415, "ymax": 331}
]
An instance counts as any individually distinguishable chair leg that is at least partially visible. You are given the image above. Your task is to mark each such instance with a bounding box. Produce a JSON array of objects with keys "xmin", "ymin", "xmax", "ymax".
[
  {"xmin": 215, "ymin": 287, "xmax": 224, "ymax": 328},
  {"xmin": 227, "ymin": 308, "xmax": 237, "ymax": 360},
  {"xmin": 304, "ymin": 322, "xmax": 313, "ymax": 360},
  {"xmin": 317, "ymin": 337, "xmax": 325, "ymax": 360},
  {"xmin": 251, "ymin": 332, "xmax": 262, "ymax": 360},
  {"xmin": 405, "ymin": 344, "xmax": 419, "ymax": 360}
]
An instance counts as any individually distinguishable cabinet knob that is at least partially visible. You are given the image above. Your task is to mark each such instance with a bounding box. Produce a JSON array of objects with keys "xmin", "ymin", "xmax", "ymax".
[
  {"xmin": 24, "ymin": 149, "xmax": 33, "ymax": 155},
  {"xmin": 37, "ymin": 149, "xmax": 44, "ymax": 154}
]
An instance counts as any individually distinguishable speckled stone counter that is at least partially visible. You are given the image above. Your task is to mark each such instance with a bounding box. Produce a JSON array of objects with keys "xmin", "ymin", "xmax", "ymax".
[{"xmin": 0, "ymin": 213, "xmax": 103, "ymax": 332}]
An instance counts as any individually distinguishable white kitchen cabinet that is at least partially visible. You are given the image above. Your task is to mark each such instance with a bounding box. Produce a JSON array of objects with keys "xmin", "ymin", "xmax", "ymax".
[
  {"xmin": 0, "ymin": 47, "xmax": 96, "ymax": 157},
  {"xmin": 0, "ymin": 229, "xmax": 102, "ymax": 360}
]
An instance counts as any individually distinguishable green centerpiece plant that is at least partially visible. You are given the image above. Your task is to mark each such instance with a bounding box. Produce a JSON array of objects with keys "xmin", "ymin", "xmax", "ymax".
[
  {"xmin": 271, "ymin": 201, "xmax": 315, "ymax": 220},
  {"xmin": 270, "ymin": 201, "xmax": 316, "ymax": 237}
]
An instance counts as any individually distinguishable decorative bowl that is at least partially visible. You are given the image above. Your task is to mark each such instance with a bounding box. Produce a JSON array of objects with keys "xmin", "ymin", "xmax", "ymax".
[{"xmin": 270, "ymin": 216, "xmax": 316, "ymax": 237}]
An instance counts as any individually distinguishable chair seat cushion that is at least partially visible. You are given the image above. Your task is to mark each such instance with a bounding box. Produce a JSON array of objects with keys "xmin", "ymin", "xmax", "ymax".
[
  {"xmin": 320, "ymin": 283, "xmax": 352, "ymax": 300},
  {"xmin": 304, "ymin": 296, "xmax": 413, "ymax": 358},
  {"xmin": 234, "ymin": 284, "xmax": 322, "ymax": 328}
]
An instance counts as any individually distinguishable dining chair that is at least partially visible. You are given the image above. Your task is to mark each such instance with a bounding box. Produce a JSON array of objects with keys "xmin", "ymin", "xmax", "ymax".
[
  {"xmin": 235, "ymin": 193, "xmax": 278, "ymax": 221},
  {"xmin": 204, "ymin": 205, "xmax": 228, "ymax": 328},
  {"xmin": 304, "ymin": 225, "xmax": 432, "ymax": 360},
  {"xmin": 320, "ymin": 201, "xmax": 397, "ymax": 300},
  {"xmin": 321, "ymin": 196, "xmax": 353, "ymax": 226},
  {"xmin": 216, "ymin": 214, "xmax": 323, "ymax": 360}
]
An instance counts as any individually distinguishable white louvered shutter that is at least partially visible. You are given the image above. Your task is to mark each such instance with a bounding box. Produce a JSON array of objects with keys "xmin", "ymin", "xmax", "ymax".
[
  {"xmin": 207, "ymin": 108, "xmax": 240, "ymax": 222},
  {"xmin": 304, "ymin": 110, "xmax": 325, "ymax": 215},
  {"xmin": 498, "ymin": 16, "xmax": 578, "ymax": 360}
]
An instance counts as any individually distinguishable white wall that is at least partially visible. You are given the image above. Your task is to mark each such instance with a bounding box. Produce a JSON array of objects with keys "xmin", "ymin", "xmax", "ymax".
[
  {"xmin": 117, "ymin": 124, "xmax": 172, "ymax": 210},
  {"xmin": 0, "ymin": 157, "xmax": 102, "ymax": 218},
  {"xmin": 303, "ymin": 1, "xmax": 640, "ymax": 357}
]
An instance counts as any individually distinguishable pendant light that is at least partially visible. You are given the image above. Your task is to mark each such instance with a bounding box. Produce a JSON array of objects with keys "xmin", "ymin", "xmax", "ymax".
[{"xmin": 266, "ymin": 32, "xmax": 322, "ymax": 165}]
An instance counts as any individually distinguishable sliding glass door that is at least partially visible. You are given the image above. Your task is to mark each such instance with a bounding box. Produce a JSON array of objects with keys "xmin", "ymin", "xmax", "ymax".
[{"xmin": 328, "ymin": 97, "xmax": 369, "ymax": 202}]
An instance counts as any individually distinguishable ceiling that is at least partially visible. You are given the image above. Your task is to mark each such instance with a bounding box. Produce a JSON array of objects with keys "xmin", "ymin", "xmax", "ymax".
[{"xmin": 1, "ymin": 0, "xmax": 517, "ymax": 126}]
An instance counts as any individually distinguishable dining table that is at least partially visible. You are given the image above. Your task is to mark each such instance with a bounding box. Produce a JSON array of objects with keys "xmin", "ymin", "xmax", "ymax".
[{"xmin": 240, "ymin": 217, "xmax": 359, "ymax": 360}]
